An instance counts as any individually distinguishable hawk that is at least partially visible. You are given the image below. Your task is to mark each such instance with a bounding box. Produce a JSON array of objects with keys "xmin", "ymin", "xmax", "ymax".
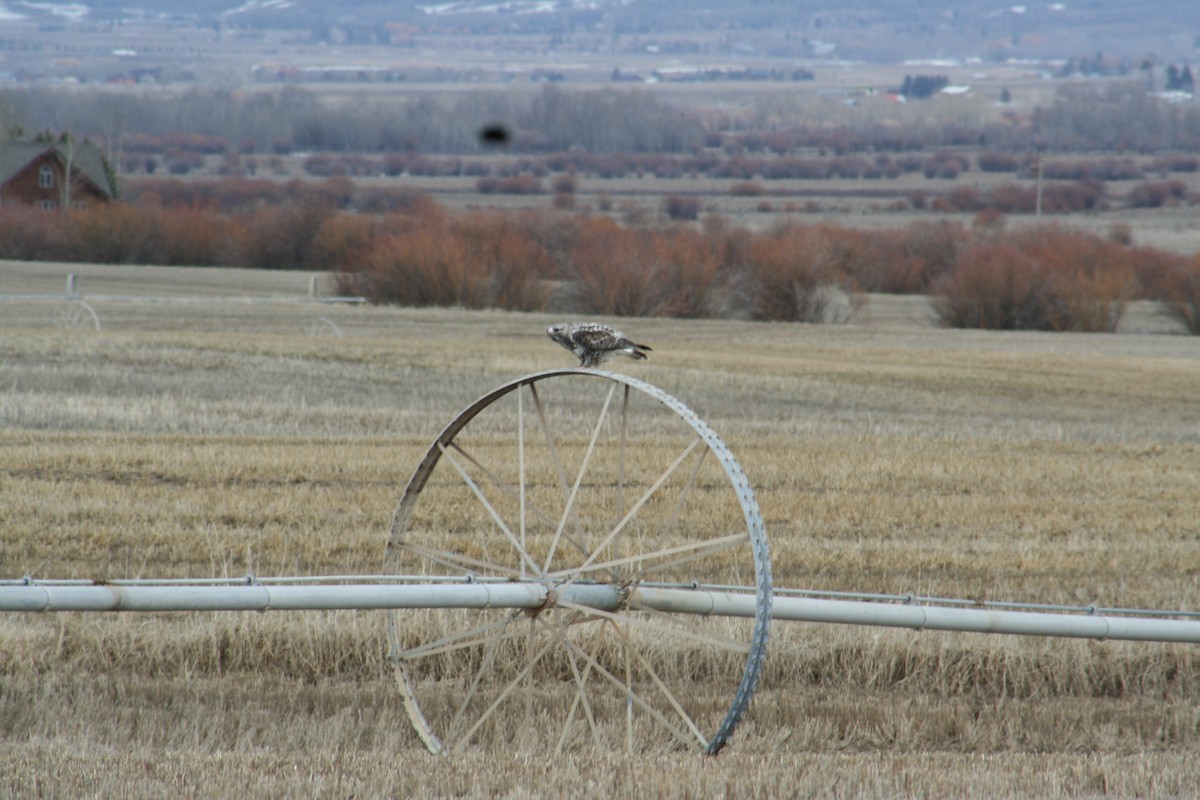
[{"xmin": 547, "ymin": 322, "xmax": 651, "ymax": 368}]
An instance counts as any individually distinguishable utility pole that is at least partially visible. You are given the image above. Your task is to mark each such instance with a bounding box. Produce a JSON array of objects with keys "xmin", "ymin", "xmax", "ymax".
[{"xmin": 1033, "ymin": 153, "xmax": 1043, "ymax": 217}]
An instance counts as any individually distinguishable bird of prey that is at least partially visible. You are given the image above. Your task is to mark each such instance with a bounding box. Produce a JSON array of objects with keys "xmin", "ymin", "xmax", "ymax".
[{"xmin": 546, "ymin": 322, "xmax": 651, "ymax": 368}]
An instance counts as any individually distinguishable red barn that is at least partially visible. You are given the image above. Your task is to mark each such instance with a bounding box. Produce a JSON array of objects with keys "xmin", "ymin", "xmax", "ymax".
[{"xmin": 0, "ymin": 140, "xmax": 118, "ymax": 210}]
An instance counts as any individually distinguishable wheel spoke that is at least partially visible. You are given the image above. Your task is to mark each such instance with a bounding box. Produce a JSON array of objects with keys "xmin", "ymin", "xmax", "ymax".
[
  {"xmin": 542, "ymin": 383, "xmax": 617, "ymax": 574},
  {"xmin": 523, "ymin": 616, "xmax": 533, "ymax": 730},
  {"xmin": 445, "ymin": 440, "xmax": 591, "ymax": 563},
  {"xmin": 445, "ymin": 441, "xmax": 556, "ymax": 538},
  {"xmin": 547, "ymin": 533, "xmax": 745, "ymax": 581},
  {"xmin": 518, "ymin": 388, "xmax": 527, "ymax": 579},
  {"xmin": 635, "ymin": 535, "xmax": 744, "ymax": 576},
  {"xmin": 394, "ymin": 543, "xmax": 523, "ymax": 581},
  {"xmin": 437, "ymin": 442, "xmax": 543, "ymax": 578},
  {"xmin": 624, "ymin": 621, "xmax": 634, "ymax": 755},
  {"xmin": 528, "ymin": 382, "xmax": 588, "ymax": 555},
  {"xmin": 535, "ymin": 616, "xmax": 701, "ymax": 751},
  {"xmin": 445, "ymin": 610, "xmax": 522, "ymax": 744},
  {"xmin": 625, "ymin": 632, "xmax": 709, "ymax": 747},
  {"xmin": 450, "ymin": 636, "xmax": 557, "ymax": 753},
  {"xmin": 658, "ymin": 444, "xmax": 710, "ymax": 540},
  {"xmin": 400, "ymin": 613, "xmax": 525, "ymax": 660},
  {"xmin": 528, "ymin": 382, "xmax": 573, "ymax": 506},
  {"xmin": 556, "ymin": 598, "xmax": 751, "ymax": 655},
  {"xmin": 551, "ymin": 611, "xmax": 603, "ymax": 755},
  {"xmin": 572, "ymin": 435, "xmax": 704, "ymax": 576},
  {"xmin": 617, "ymin": 384, "xmax": 630, "ymax": 526}
]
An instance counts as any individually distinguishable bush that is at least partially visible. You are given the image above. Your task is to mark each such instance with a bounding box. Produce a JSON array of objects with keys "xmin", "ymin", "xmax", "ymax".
[
  {"xmin": 856, "ymin": 221, "xmax": 968, "ymax": 293},
  {"xmin": 1155, "ymin": 255, "xmax": 1200, "ymax": 334},
  {"xmin": 735, "ymin": 224, "xmax": 861, "ymax": 322},
  {"xmin": 923, "ymin": 151, "xmax": 970, "ymax": 179},
  {"xmin": 475, "ymin": 174, "xmax": 543, "ymax": 194},
  {"xmin": 355, "ymin": 228, "xmax": 478, "ymax": 307},
  {"xmin": 1127, "ymin": 180, "xmax": 1188, "ymax": 208},
  {"xmin": 63, "ymin": 204, "xmax": 160, "ymax": 264},
  {"xmin": 976, "ymin": 151, "xmax": 1022, "ymax": 172},
  {"xmin": 551, "ymin": 173, "xmax": 577, "ymax": 194},
  {"xmin": 164, "ymin": 148, "xmax": 204, "ymax": 175},
  {"xmin": 931, "ymin": 243, "xmax": 1052, "ymax": 330},
  {"xmin": 662, "ymin": 194, "xmax": 701, "ymax": 220},
  {"xmin": 1040, "ymin": 158, "xmax": 1142, "ymax": 181},
  {"xmin": 340, "ymin": 209, "xmax": 554, "ymax": 311},
  {"xmin": 0, "ymin": 205, "xmax": 64, "ymax": 260},
  {"xmin": 154, "ymin": 208, "xmax": 241, "ymax": 266},
  {"xmin": 1148, "ymin": 155, "xmax": 1199, "ymax": 174},
  {"xmin": 932, "ymin": 226, "xmax": 1136, "ymax": 332},
  {"xmin": 452, "ymin": 213, "xmax": 555, "ymax": 311},
  {"xmin": 934, "ymin": 186, "xmax": 982, "ymax": 212},
  {"xmin": 729, "ymin": 181, "xmax": 766, "ymax": 197},
  {"xmin": 565, "ymin": 219, "xmax": 724, "ymax": 317},
  {"xmin": 1040, "ymin": 180, "xmax": 1105, "ymax": 213},
  {"xmin": 235, "ymin": 204, "xmax": 338, "ymax": 270}
]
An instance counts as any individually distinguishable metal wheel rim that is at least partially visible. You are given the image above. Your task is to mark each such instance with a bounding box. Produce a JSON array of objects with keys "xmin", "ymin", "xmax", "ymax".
[{"xmin": 384, "ymin": 369, "xmax": 771, "ymax": 755}]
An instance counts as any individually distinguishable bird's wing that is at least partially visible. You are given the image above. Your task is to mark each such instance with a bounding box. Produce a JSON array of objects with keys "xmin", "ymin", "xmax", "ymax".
[{"xmin": 571, "ymin": 324, "xmax": 623, "ymax": 351}]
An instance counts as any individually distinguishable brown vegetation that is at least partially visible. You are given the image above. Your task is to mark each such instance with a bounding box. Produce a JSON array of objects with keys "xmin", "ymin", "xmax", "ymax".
[
  {"xmin": 4, "ymin": 189, "xmax": 1193, "ymax": 331},
  {"xmin": 931, "ymin": 225, "xmax": 1139, "ymax": 332},
  {"xmin": 1, "ymin": 283, "xmax": 1198, "ymax": 795},
  {"xmin": 1156, "ymin": 253, "xmax": 1200, "ymax": 334}
]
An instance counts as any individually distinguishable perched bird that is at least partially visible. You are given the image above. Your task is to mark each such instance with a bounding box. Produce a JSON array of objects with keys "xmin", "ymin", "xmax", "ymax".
[{"xmin": 547, "ymin": 322, "xmax": 652, "ymax": 368}]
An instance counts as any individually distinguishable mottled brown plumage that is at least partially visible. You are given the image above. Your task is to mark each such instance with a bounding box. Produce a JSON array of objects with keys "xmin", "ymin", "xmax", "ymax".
[{"xmin": 547, "ymin": 322, "xmax": 651, "ymax": 368}]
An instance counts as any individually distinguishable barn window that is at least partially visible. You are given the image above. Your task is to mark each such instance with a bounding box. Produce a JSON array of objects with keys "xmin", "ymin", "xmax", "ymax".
[{"xmin": 38, "ymin": 164, "xmax": 54, "ymax": 189}]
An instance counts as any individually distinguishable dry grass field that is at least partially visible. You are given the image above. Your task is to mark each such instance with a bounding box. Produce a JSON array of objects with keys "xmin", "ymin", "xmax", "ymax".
[{"xmin": 2, "ymin": 260, "xmax": 1199, "ymax": 797}]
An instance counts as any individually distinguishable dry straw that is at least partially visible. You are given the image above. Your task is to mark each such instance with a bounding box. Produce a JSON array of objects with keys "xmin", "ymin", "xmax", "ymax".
[{"xmin": 2, "ymin": 267, "xmax": 1199, "ymax": 795}]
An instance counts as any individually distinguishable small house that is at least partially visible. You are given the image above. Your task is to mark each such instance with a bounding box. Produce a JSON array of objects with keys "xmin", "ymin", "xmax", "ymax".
[{"xmin": 0, "ymin": 139, "xmax": 118, "ymax": 210}]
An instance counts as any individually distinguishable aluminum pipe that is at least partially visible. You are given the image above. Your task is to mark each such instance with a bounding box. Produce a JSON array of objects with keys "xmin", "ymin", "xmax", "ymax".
[
  {"xmin": 629, "ymin": 587, "xmax": 1200, "ymax": 644},
  {"xmin": 5, "ymin": 581, "xmax": 1199, "ymax": 645},
  {"xmin": 0, "ymin": 582, "xmax": 552, "ymax": 613}
]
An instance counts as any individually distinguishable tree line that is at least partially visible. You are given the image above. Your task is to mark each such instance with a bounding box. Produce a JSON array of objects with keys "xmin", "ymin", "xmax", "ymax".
[{"xmin": 4, "ymin": 82, "xmax": 1200, "ymax": 158}]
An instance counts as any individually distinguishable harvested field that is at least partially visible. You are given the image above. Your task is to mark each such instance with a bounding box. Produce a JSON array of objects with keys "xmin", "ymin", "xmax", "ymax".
[{"xmin": 2, "ymin": 260, "xmax": 1199, "ymax": 797}]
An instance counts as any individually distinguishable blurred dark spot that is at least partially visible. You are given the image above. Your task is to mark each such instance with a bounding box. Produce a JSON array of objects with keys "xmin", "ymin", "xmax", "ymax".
[{"xmin": 478, "ymin": 122, "xmax": 511, "ymax": 147}]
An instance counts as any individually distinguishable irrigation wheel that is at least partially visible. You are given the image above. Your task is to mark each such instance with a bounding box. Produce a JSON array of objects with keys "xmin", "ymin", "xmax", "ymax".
[
  {"xmin": 56, "ymin": 300, "xmax": 102, "ymax": 331},
  {"xmin": 385, "ymin": 369, "xmax": 771, "ymax": 756}
]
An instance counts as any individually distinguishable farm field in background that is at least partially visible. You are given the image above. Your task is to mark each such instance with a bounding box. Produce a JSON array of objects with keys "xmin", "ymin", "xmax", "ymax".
[
  {"xmin": 2, "ymin": 262, "xmax": 1199, "ymax": 796},
  {"xmin": 121, "ymin": 145, "xmax": 1200, "ymax": 256}
]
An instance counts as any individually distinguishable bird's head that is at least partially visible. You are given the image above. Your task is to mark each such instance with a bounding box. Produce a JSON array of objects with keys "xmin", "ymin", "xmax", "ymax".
[{"xmin": 546, "ymin": 324, "xmax": 567, "ymax": 344}]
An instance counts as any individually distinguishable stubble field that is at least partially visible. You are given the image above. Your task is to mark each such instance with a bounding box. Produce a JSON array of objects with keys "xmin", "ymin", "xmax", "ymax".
[{"xmin": 1, "ymin": 261, "xmax": 1199, "ymax": 797}]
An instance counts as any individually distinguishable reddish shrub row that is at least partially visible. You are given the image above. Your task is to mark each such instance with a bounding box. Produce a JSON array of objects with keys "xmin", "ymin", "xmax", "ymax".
[
  {"xmin": 0, "ymin": 200, "xmax": 370, "ymax": 270},
  {"xmin": 339, "ymin": 209, "xmax": 554, "ymax": 310},
  {"xmin": 1147, "ymin": 155, "xmax": 1200, "ymax": 174},
  {"xmin": 4, "ymin": 195, "xmax": 1195, "ymax": 332},
  {"xmin": 977, "ymin": 151, "xmax": 1025, "ymax": 172},
  {"xmin": 124, "ymin": 177, "xmax": 427, "ymax": 215},
  {"xmin": 341, "ymin": 215, "xmax": 1196, "ymax": 330},
  {"xmin": 1039, "ymin": 158, "xmax": 1144, "ymax": 181},
  {"xmin": 336, "ymin": 213, "xmax": 1192, "ymax": 330},
  {"xmin": 933, "ymin": 180, "xmax": 1107, "ymax": 214}
]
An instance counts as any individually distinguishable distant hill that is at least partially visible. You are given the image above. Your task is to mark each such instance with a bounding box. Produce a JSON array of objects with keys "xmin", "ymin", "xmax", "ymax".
[{"xmin": 9, "ymin": 0, "xmax": 1200, "ymax": 61}]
